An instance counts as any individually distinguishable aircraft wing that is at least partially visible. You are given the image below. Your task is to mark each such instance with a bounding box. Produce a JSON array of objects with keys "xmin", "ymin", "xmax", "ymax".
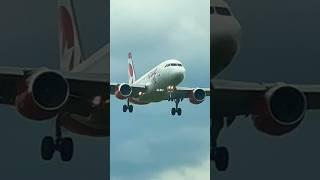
[
  {"xmin": 0, "ymin": 67, "xmax": 109, "ymax": 106},
  {"xmin": 110, "ymin": 82, "xmax": 210, "ymax": 103},
  {"xmin": 213, "ymin": 79, "xmax": 320, "ymax": 117}
]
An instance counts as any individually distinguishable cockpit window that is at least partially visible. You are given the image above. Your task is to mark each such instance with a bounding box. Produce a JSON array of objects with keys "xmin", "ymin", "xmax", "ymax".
[
  {"xmin": 215, "ymin": 7, "xmax": 231, "ymax": 16},
  {"xmin": 165, "ymin": 63, "xmax": 182, "ymax": 67}
]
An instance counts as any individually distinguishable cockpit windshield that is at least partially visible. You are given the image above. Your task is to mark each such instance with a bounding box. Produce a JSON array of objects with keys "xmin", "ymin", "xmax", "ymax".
[
  {"xmin": 211, "ymin": 6, "xmax": 231, "ymax": 16},
  {"xmin": 165, "ymin": 63, "xmax": 183, "ymax": 67}
]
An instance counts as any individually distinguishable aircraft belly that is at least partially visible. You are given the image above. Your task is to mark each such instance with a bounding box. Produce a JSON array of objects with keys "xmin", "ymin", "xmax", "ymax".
[
  {"xmin": 61, "ymin": 107, "xmax": 109, "ymax": 137},
  {"xmin": 135, "ymin": 91, "xmax": 166, "ymax": 103}
]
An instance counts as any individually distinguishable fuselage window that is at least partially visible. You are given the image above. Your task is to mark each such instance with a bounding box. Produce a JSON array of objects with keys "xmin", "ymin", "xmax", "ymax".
[{"xmin": 215, "ymin": 7, "xmax": 231, "ymax": 16}]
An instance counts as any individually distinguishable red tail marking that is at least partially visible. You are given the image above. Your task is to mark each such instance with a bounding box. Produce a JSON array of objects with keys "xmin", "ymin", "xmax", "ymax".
[
  {"xmin": 128, "ymin": 64, "xmax": 134, "ymax": 77},
  {"xmin": 59, "ymin": 6, "xmax": 75, "ymax": 50}
]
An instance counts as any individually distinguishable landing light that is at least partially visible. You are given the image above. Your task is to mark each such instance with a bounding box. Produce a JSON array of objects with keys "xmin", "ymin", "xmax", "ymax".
[
  {"xmin": 167, "ymin": 85, "xmax": 176, "ymax": 92},
  {"xmin": 92, "ymin": 96, "xmax": 102, "ymax": 106}
]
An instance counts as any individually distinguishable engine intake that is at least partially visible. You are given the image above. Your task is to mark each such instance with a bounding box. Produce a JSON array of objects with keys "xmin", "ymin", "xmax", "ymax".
[
  {"xmin": 15, "ymin": 70, "xmax": 69, "ymax": 120},
  {"xmin": 253, "ymin": 84, "xmax": 306, "ymax": 135},
  {"xmin": 32, "ymin": 71, "xmax": 69, "ymax": 110},
  {"xmin": 189, "ymin": 88, "xmax": 206, "ymax": 104},
  {"xmin": 115, "ymin": 83, "xmax": 132, "ymax": 99}
]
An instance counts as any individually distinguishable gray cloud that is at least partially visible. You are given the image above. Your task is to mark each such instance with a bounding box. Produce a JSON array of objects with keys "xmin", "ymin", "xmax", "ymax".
[{"xmin": 110, "ymin": 1, "xmax": 210, "ymax": 178}]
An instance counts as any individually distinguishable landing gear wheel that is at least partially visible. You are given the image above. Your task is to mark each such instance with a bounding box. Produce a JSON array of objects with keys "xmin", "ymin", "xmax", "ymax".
[
  {"xmin": 215, "ymin": 147, "xmax": 229, "ymax": 171},
  {"xmin": 123, "ymin": 105, "xmax": 128, "ymax": 112},
  {"xmin": 171, "ymin": 108, "xmax": 176, "ymax": 115},
  {"xmin": 170, "ymin": 98, "xmax": 182, "ymax": 116},
  {"xmin": 40, "ymin": 118, "xmax": 75, "ymax": 162},
  {"xmin": 123, "ymin": 99, "xmax": 133, "ymax": 113},
  {"xmin": 177, "ymin": 108, "xmax": 182, "ymax": 116},
  {"xmin": 41, "ymin": 136, "xmax": 55, "ymax": 160},
  {"xmin": 128, "ymin": 105, "xmax": 133, "ymax": 113},
  {"xmin": 59, "ymin": 138, "xmax": 74, "ymax": 162}
]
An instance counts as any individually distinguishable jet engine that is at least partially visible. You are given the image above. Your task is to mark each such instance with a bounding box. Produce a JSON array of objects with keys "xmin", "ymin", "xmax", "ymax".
[
  {"xmin": 115, "ymin": 83, "xmax": 132, "ymax": 99},
  {"xmin": 253, "ymin": 84, "xmax": 306, "ymax": 135},
  {"xmin": 15, "ymin": 69, "xmax": 70, "ymax": 120},
  {"xmin": 189, "ymin": 88, "xmax": 206, "ymax": 104}
]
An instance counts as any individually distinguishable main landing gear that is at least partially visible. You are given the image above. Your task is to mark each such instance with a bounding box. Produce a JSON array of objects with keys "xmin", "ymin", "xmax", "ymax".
[
  {"xmin": 41, "ymin": 118, "xmax": 74, "ymax": 161},
  {"xmin": 123, "ymin": 99, "xmax": 133, "ymax": 113},
  {"xmin": 212, "ymin": 116, "xmax": 229, "ymax": 171},
  {"xmin": 168, "ymin": 94, "xmax": 183, "ymax": 116}
]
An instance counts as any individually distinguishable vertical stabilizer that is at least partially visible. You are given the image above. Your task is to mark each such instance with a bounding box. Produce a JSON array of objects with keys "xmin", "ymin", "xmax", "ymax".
[
  {"xmin": 58, "ymin": 0, "xmax": 83, "ymax": 72},
  {"xmin": 128, "ymin": 52, "xmax": 136, "ymax": 84}
]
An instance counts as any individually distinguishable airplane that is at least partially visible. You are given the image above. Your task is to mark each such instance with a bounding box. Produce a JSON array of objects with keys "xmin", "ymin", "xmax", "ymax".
[
  {"xmin": 110, "ymin": 53, "xmax": 210, "ymax": 116},
  {"xmin": 212, "ymin": 0, "xmax": 320, "ymax": 171},
  {"xmin": 0, "ymin": 0, "xmax": 109, "ymax": 161}
]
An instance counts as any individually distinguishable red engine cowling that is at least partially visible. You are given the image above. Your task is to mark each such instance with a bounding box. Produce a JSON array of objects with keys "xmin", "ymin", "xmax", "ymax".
[
  {"xmin": 253, "ymin": 84, "xmax": 306, "ymax": 136},
  {"xmin": 15, "ymin": 69, "xmax": 70, "ymax": 120},
  {"xmin": 189, "ymin": 88, "xmax": 206, "ymax": 104},
  {"xmin": 115, "ymin": 83, "xmax": 132, "ymax": 100}
]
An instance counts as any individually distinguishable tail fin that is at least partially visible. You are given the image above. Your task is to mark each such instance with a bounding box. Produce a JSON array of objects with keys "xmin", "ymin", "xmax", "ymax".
[
  {"xmin": 58, "ymin": 0, "xmax": 83, "ymax": 72},
  {"xmin": 128, "ymin": 52, "xmax": 136, "ymax": 84}
]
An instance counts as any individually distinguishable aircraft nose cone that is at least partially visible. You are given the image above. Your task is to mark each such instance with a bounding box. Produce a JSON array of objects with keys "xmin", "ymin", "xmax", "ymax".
[
  {"xmin": 212, "ymin": 20, "xmax": 241, "ymax": 58},
  {"xmin": 175, "ymin": 68, "xmax": 185, "ymax": 83},
  {"xmin": 211, "ymin": 15, "xmax": 241, "ymax": 76}
]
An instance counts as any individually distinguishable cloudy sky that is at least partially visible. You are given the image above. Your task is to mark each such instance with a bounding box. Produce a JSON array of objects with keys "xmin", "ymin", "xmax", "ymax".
[
  {"xmin": 214, "ymin": 0, "xmax": 320, "ymax": 179},
  {"xmin": 110, "ymin": 0, "xmax": 210, "ymax": 179},
  {"xmin": 0, "ymin": 0, "xmax": 108, "ymax": 179}
]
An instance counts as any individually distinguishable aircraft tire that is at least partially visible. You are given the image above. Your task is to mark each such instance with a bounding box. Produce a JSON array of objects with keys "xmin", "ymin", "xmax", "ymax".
[
  {"xmin": 128, "ymin": 105, "xmax": 133, "ymax": 113},
  {"xmin": 60, "ymin": 137, "xmax": 74, "ymax": 162},
  {"xmin": 123, "ymin": 105, "xmax": 128, "ymax": 112},
  {"xmin": 41, "ymin": 136, "xmax": 55, "ymax": 160},
  {"xmin": 177, "ymin": 108, "xmax": 182, "ymax": 116},
  {"xmin": 171, "ymin": 108, "xmax": 176, "ymax": 115},
  {"xmin": 215, "ymin": 147, "xmax": 229, "ymax": 171}
]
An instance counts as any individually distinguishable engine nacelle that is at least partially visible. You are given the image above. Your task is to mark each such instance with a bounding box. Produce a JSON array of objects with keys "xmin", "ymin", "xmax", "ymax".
[
  {"xmin": 189, "ymin": 88, "xmax": 206, "ymax": 104},
  {"xmin": 253, "ymin": 84, "xmax": 306, "ymax": 136},
  {"xmin": 115, "ymin": 83, "xmax": 132, "ymax": 99},
  {"xmin": 15, "ymin": 69, "xmax": 70, "ymax": 120}
]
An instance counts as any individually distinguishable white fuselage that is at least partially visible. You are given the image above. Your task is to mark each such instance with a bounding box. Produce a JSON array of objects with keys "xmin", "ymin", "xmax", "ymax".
[{"xmin": 130, "ymin": 59, "xmax": 186, "ymax": 104}]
